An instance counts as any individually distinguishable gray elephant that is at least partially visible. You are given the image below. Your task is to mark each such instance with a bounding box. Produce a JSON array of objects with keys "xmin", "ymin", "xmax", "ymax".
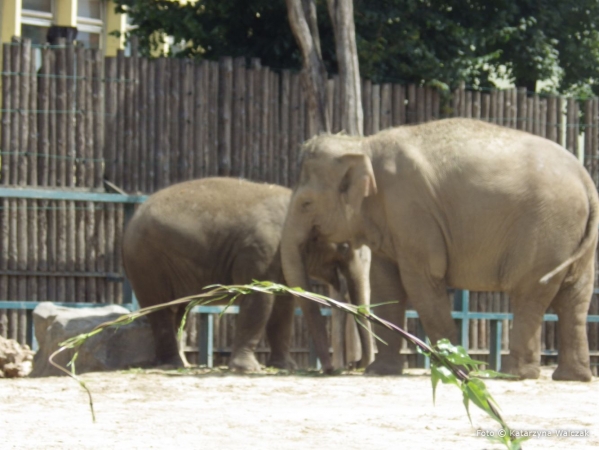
[
  {"xmin": 281, "ymin": 118, "xmax": 598, "ymax": 381},
  {"xmin": 122, "ymin": 177, "xmax": 372, "ymax": 372}
]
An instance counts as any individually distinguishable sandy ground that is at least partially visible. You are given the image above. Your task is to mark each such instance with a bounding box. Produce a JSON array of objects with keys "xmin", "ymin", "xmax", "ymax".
[{"xmin": 1, "ymin": 366, "xmax": 597, "ymax": 450}]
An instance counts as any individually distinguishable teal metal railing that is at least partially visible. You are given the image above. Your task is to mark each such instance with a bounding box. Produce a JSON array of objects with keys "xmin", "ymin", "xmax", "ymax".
[{"xmin": 1, "ymin": 187, "xmax": 598, "ymax": 371}]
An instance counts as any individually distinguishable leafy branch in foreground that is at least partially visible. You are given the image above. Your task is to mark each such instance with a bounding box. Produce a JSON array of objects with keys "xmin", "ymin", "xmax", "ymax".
[{"xmin": 50, "ymin": 281, "xmax": 525, "ymax": 449}]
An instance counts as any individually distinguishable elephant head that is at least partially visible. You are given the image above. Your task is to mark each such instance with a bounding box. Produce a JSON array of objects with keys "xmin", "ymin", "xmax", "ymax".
[
  {"xmin": 281, "ymin": 134, "xmax": 377, "ymax": 370},
  {"xmin": 282, "ymin": 134, "xmax": 376, "ymax": 281},
  {"xmin": 282, "ymin": 229, "xmax": 373, "ymax": 371},
  {"xmin": 305, "ymin": 238, "xmax": 374, "ymax": 369},
  {"xmin": 283, "ymin": 134, "xmax": 377, "ymax": 247}
]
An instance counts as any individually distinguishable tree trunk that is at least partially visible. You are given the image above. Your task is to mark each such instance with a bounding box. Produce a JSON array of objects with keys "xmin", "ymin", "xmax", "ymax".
[
  {"xmin": 286, "ymin": 0, "xmax": 331, "ymax": 133},
  {"xmin": 286, "ymin": 0, "xmax": 368, "ymax": 370},
  {"xmin": 326, "ymin": 0, "xmax": 363, "ymax": 136}
]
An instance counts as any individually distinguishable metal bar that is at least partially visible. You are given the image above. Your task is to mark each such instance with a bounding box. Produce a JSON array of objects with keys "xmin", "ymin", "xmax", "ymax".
[
  {"xmin": 416, "ymin": 320, "xmax": 430, "ymax": 369},
  {"xmin": 0, "ymin": 270, "xmax": 123, "ymax": 280},
  {"xmin": 198, "ymin": 313, "xmax": 214, "ymax": 367},
  {"xmin": 489, "ymin": 320, "xmax": 503, "ymax": 371},
  {"xmin": 0, "ymin": 187, "xmax": 147, "ymax": 203},
  {"xmin": 122, "ymin": 203, "xmax": 137, "ymax": 306},
  {"xmin": 26, "ymin": 309, "xmax": 34, "ymax": 349},
  {"xmin": 456, "ymin": 312, "xmax": 512, "ymax": 320},
  {"xmin": 453, "ymin": 289, "xmax": 470, "ymax": 349},
  {"xmin": 0, "ymin": 300, "xmax": 137, "ymax": 310},
  {"xmin": 3, "ymin": 301, "xmax": 598, "ymax": 322},
  {"xmin": 191, "ymin": 305, "xmax": 240, "ymax": 314}
]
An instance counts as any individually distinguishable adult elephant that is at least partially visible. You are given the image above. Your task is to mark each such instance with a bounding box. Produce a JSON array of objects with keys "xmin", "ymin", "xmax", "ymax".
[
  {"xmin": 123, "ymin": 177, "xmax": 372, "ymax": 372},
  {"xmin": 281, "ymin": 118, "xmax": 598, "ymax": 381}
]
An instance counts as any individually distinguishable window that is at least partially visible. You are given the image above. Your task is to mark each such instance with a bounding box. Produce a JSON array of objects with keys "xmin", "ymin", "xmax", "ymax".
[
  {"xmin": 77, "ymin": 0, "xmax": 104, "ymax": 49},
  {"xmin": 77, "ymin": 0, "xmax": 102, "ymax": 19},
  {"xmin": 21, "ymin": 0, "xmax": 53, "ymax": 46},
  {"xmin": 77, "ymin": 31, "xmax": 101, "ymax": 49},
  {"xmin": 23, "ymin": 0, "xmax": 52, "ymax": 13},
  {"xmin": 21, "ymin": 24, "xmax": 50, "ymax": 46}
]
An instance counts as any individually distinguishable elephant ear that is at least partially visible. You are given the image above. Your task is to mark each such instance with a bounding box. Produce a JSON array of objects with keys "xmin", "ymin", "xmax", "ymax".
[{"xmin": 339, "ymin": 154, "xmax": 377, "ymax": 217}]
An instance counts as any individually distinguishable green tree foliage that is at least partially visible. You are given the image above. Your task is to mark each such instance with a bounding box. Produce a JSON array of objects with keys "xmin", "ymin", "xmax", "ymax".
[
  {"xmin": 113, "ymin": 0, "xmax": 304, "ymax": 68},
  {"xmin": 476, "ymin": 0, "xmax": 599, "ymax": 95},
  {"xmin": 114, "ymin": 0, "xmax": 599, "ymax": 94}
]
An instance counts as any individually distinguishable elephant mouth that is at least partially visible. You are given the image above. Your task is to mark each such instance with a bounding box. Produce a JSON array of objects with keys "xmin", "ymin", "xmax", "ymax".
[{"xmin": 313, "ymin": 226, "xmax": 336, "ymax": 243}]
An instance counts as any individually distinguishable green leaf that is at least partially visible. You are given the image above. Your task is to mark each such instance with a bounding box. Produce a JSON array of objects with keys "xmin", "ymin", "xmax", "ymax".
[
  {"xmin": 430, "ymin": 364, "xmax": 461, "ymax": 405},
  {"xmin": 289, "ymin": 286, "xmax": 306, "ymax": 293},
  {"xmin": 470, "ymin": 369, "xmax": 518, "ymax": 379},
  {"xmin": 367, "ymin": 300, "xmax": 399, "ymax": 309},
  {"xmin": 49, "ymin": 279, "xmax": 522, "ymax": 447},
  {"xmin": 433, "ymin": 340, "xmax": 485, "ymax": 369},
  {"xmin": 462, "ymin": 388, "xmax": 473, "ymax": 424},
  {"xmin": 430, "ymin": 366, "xmax": 440, "ymax": 404},
  {"xmin": 464, "ymin": 379, "xmax": 502, "ymax": 424},
  {"xmin": 356, "ymin": 304, "xmax": 371, "ymax": 316},
  {"xmin": 510, "ymin": 435, "xmax": 531, "ymax": 448}
]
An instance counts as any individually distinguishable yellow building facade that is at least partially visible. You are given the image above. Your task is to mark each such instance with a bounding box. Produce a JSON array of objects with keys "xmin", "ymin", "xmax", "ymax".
[{"xmin": 0, "ymin": 0, "xmax": 128, "ymax": 59}]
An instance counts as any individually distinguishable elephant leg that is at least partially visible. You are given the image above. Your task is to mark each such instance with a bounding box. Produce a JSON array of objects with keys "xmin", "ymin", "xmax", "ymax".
[
  {"xmin": 399, "ymin": 267, "xmax": 457, "ymax": 347},
  {"xmin": 341, "ymin": 247, "xmax": 374, "ymax": 369},
  {"xmin": 229, "ymin": 293, "xmax": 274, "ymax": 372},
  {"xmin": 128, "ymin": 265, "xmax": 186, "ymax": 367},
  {"xmin": 265, "ymin": 294, "xmax": 297, "ymax": 370},
  {"xmin": 365, "ymin": 255, "xmax": 407, "ymax": 376},
  {"xmin": 550, "ymin": 264, "xmax": 594, "ymax": 381},
  {"xmin": 148, "ymin": 307, "xmax": 185, "ymax": 368},
  {"xmin": 354, "ymin": 313, "xmax": 374, "ymax": 370},
  {"xmin": 503, "ymin": 284, "xmax": 559, "ymax": 380}
]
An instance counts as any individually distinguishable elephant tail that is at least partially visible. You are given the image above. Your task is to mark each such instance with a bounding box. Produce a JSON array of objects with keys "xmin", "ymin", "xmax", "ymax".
[{"xmin": 540, "ymin": 183, "xmax": 599, "ymax": 285}]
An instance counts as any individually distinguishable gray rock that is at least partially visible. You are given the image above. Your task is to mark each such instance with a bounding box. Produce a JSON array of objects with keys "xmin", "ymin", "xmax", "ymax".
[
  {"xmin": 30, "ymin": 302, "xmax": 155, "ymax": 377},
  {"xmin": 0, "ymin": 335, "xmax": 34, "ymax": 378}
]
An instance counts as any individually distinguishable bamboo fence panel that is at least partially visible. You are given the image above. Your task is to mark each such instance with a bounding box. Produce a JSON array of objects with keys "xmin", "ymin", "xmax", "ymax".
[
  {"xmin": 232, "ymin": 58, "xmax": 246, "ymax": 178},
  {"xmin": 279, "ymin": 71, "xmax": 291, "ymax": 187},
  {"xmin": 259, "ymin": 66, "xmax": 270, "ymax": 181},
  {"xmin": 0, "ymin": 40, "xmax": 597, "ymax": 369},
  {"xmin": 167, "ymin": 59, "xmax": 180, "ymax": 185},
  {"xmin": 327, "ymin": 77, "xmax": 337, "ymax": 133},
  {"xmin": 392, "ymin": 84, "xmax": 405, "ymax": 126},
  {"xmin": 371, "ymin": 84, "xmax": 381, "ymax": 134},
  {"xmin": 362, "ymin": 79, "xmax": 372, "ymax": 135},
  {"xmin": 288, "ymin": 72, "xmax": 301, "ymax": 186}
]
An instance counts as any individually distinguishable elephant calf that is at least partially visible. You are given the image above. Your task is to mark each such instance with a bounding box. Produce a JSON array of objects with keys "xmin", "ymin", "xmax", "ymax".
[{"xmin": 122, "ymin": 177, "xmax": 372, "ymax": 372}]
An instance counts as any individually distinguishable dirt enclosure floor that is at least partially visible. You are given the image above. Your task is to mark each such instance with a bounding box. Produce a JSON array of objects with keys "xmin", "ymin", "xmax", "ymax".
[{"xmin": 1, "ymin": 366, "xmax": 597, "ymax": 450}]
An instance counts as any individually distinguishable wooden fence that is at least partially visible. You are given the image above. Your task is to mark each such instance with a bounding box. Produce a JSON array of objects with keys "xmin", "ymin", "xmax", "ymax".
[{"xmin": 1, "ymin": 38, "xmax": 598, "ymax": 369}]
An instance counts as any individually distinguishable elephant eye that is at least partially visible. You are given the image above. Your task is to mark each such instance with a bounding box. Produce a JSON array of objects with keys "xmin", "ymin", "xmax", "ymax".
[{"xmin": 302, "ymin": 200, "xmax": 312, "ymax": 210}]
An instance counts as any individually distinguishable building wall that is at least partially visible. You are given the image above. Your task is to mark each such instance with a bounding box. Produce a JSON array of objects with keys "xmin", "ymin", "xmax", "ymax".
[{"xmin": 1, "ymin": 0, "xmax": 127, "ymax": 57}]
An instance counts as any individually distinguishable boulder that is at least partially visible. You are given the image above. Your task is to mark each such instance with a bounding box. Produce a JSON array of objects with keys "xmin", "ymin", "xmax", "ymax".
[
  {"xmin": 0, "ymin": 335, "xmax": 34, "ymax": 378},
  {"xmin": 30, "ymin": 302, "xmax": 155, "ymax": 377}
]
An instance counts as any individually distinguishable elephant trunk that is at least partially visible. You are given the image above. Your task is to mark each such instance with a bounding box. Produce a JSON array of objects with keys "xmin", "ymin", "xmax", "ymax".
[
  {"xmin": 341, "ymin": 246, "xmax": 374, "ymax": 368},
  {"xmin": 281, "ymin": 207, "xmax": 333, "ymax": 373}
]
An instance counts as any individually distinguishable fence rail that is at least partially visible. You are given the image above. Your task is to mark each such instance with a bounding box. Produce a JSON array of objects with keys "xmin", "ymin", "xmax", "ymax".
[{"xmin": 1, "ymin": 38, "xmax": 599, "ymax": 370}]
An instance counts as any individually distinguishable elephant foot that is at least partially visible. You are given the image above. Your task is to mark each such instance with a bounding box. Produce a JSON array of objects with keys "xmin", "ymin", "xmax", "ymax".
[
  {"xmin": 155, "ymin": 353, "xmax": 186, "ymax": 369},
  {"xmin": 266, "ymin": 356, "xmax": 297, "ymax": 371},
  {"xmin": 552, "ymin": 365, "xmax": 592, "ymax": 382},
  {"xmin": 364, "ymin": 357, "xmax": 403, "ymax": 376},
  {"xmin": 355, "ymin": 356, "xmax": 374, "ymax": 370},
  {"xmin": 229, "ymin": 351, "xmax": 262, "ymax": 372},
  {"xmin": 502, "ymin": 357, "xmax": 540, "ymax": 380}
]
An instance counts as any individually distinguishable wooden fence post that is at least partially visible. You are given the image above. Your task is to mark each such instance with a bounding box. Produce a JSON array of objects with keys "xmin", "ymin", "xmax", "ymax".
[{"xmin": 218, "ymin": 57, "xmax": 233, "ymax": 176}]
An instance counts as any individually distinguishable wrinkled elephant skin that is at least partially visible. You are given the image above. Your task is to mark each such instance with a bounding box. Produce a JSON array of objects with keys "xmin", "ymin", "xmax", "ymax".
[
  {"xmin": 123, "ymin": 177, "xmax": 372, "ymax": 373},
  {"xmin": 282, "ymin": 118, "xmax": 597, "ymax": 381}
]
